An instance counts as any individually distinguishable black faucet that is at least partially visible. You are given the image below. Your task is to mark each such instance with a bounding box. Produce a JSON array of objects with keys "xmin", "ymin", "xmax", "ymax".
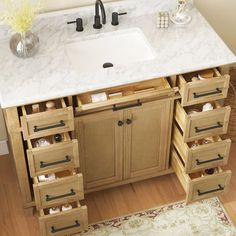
[{"xmin": 93, "ymin": 0, "xmax": 106, "ymax": 29}]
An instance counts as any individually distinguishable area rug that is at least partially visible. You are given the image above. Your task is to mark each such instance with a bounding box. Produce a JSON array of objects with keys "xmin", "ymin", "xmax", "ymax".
[{"xmin": 77, "ymin": 197, "xmax": 236, "ymax": 236}]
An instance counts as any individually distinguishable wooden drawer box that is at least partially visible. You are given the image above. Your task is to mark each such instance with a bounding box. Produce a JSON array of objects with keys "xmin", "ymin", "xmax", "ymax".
[
  {"xmin": 27, "ymin": 133, "xmax": 79, "ymax": 177},
  {"xmin": 175, "ymin": 100, "xmax": 231, "ymax": 142},
  {"xmin": 33, "ymin": 171, "xmax": 84, "ymax": 209},
  {"xmin": 75, "ymin": 77, "xmax": 176, "ymax": 114},
  {"xmin": 21, "ymin": 98, "xmax": 74, "ymax": 140},
  {"xmin": 39, "ymin": 202, "xmax": 88, "ymax": 236},
  {"xmin": 173, "ymin": 125, "xmax": 231, "ymax": 173},
  {"xmin": 178, "ymin": 68, "xmax": 230, "ymax": 107},
  {"xmin": 171, "ymin": 149, "xmax": 231, "ymax": 204}
]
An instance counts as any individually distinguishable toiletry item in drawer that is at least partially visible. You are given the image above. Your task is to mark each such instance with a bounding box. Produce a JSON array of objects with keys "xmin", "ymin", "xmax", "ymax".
[
  {"xmin": 39, "ymin": 202, "xmax": 88, "ymax": 236},
  {"xmin": 33, "ymin": 170, "xmax": 84, "ymax": 209},
  {"xmin": 172, "ymin": 124, "xmax": 231, "ymax": 173},
  {"xmin": 27, "ymin": 133, "xmax": 79, "ymax": 177},
  {"xmin": 21, "ymin": 98, "xmax": 74, "ymax": 140},
  {"xmin": 171, "ymin": 148, "xmax": 231, "ymax": 204},
  {"xmin": 175, "ymin": 100, "xmax": 231, "ymax": 142},
  {"xmin": 177, "ymin": 68, "xmax": 230, "ymax": 106}
]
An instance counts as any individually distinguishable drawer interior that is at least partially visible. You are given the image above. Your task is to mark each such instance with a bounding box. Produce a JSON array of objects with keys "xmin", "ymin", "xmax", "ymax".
[
  {"xmin": 34, "ymin": 170, "xmax": 75, "ymax": 184},
  {"xmin": 40, "ymin": 201, "xmax": 80, "ymax": 217},
  {"xmin": 77, "ymin": 77, "xmax": 170, "ymax": 105},
  {"xmin": 27, "ymin": 132, "xmax": 72, "ymax": 149},
  {"xmin": 179, "ymin": 68, "xmax": 221, "ymax": 84},
  {"xmin": 75, "ymin": 77, "xmax": 174, "ymax": 113},
  {"xmin": 183, "ymin": 100, "xmax": 222, "ymax": 115},
  {"xmin": 22, "ymin": 98, "xmax": 67, "ymax": 115}
]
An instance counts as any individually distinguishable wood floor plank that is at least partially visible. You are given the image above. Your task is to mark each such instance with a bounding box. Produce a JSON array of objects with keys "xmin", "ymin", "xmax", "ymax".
[{"xmin": 0, "ymin": 143, "xmax": 236, "ymax": 236}]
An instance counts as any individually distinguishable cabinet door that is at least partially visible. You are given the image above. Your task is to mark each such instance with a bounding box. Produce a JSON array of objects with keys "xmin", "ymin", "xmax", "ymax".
[
  {"xmin": 124, "ymin": 100, "xmax": 173, "ymax": 179},
  {"xmin": 76, "ymin": 110, "xmax": 123, "ymax": 190}
]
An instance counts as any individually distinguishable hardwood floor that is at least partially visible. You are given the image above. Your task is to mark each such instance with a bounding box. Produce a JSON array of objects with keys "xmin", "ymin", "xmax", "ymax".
[{"xmin": 0, "ymin": 143, "xmax": 236, "ymax": 236}]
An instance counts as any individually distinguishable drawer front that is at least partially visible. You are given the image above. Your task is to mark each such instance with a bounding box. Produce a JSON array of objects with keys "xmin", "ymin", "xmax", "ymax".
[
  {"xmin": 188, "ymin": 171, "xmax": 231, "ymax": 203},
  {"xmin": 21, "ymin": 107, "xmax": 74, "ymax": 140},
  {"xmin": 171, "ymin": 149, "xmax": 231, "ymax": 204},
  {"xmin": 173, "ymin": 124, "xmax": 231, "ymax": 173},
  {"xmin": 186, "ymin": 106, "xmax": 231, "ymax": 142},
  {"xmin": 34, "ymin": 174, "xmax": 84, "ymax": 209},
  {"xmin": 39, "ymin": 205, "xmax": 88, "ymax": 236},
  {"xmin": 180, "ymin": 75, "xmax": 230, "ymax": 107},
  {"xmin": 27, "ymin": 140, "xmax": 79, "ymax": 177},
  {"xmin": 187, "ymin": 140, "xmax": 231, "ymax": 173}
]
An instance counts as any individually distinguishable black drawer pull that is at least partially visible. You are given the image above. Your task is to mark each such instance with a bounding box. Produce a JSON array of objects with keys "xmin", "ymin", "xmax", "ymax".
[
  {"xmin": 51, "ymin": 220, "xmax": 80, "ymax": 233},
  {"xmin": 193, "ymin": 88, "xmax": 222, "ymax": 98},
  {"xmin": 113, "ymin": 99, "xmax": 142, "ymax": 111},
  {"xmin": 46, "ymin": 189, "xmax": 76, "ymax": 201},
  {"xmin": 40, "ymin": 156, "xmax": 71, "ymax": 168},
  {"xmin": 195, "ymin": 122, "xmax": 223, "ymax": 133},
  {"xmin": 197, "ymin": 184, "xmax": 224, "ymax": 196},
  {"xmin": 34, "ymin": 120, "xmax": 65, "ymax": 132},
  {"xmin": 196, "ymin": 154, "xmax": 224, "ymax": 165}
]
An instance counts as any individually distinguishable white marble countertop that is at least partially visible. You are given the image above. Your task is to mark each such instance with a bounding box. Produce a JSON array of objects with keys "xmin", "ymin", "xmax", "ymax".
[{"xmin": 0, "ymin": 0, "xmax": 235, "ymax": 108}]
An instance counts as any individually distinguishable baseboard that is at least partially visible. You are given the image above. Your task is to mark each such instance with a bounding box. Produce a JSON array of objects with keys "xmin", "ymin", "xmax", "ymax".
[{"xmin": 0, "ymin": 140, "xmax": 9, "ymax": 155}]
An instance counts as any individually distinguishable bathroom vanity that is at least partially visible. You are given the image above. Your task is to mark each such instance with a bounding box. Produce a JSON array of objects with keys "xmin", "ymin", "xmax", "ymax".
[{"xmin": 0, "ymin": 0, "xmax": 236, "ymax": 235}]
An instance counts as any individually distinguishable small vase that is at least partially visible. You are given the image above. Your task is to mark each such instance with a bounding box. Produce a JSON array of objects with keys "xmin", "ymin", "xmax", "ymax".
[{"xmin": 9, "ymin": 31, "xmax": 39, "ymax": 58}]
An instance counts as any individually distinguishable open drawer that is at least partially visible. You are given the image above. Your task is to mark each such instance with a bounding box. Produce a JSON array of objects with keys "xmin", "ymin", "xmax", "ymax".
[
  {"xmin": 21, "ymin": 98, "xmax": 74, "ymax": 140},
  {"xmin": 177, "ymin": 68, "xmax": 230, "ymax": 107},
  {"xmin": 33, "ymin": 170, "xmax": 84, "ymax": 210},
  {"xmin": 75, "ymin": 77, "xmax": 176, "ymax": 114},
  {"xmin": 173, "ymin": 124, "xmax": 231, "ymax": 173},
  {"xmin": 39, "ymin": 202, "xmax": 88, "ymax": 236},
  {"xmin": 175, "ymin": 100, "xmax": 231, "ymax": 142},
  {"xmin": 27, "ymin": 133, "xmax": 79, "ymax": 178},
  {"xmin": 171, "ymin": 149, "xmax": 231, "ymax": 204}
]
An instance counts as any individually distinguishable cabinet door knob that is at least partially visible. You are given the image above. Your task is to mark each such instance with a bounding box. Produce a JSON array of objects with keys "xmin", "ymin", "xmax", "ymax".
[
  {"xmin": 126, "ymin": 119, "xmax": 132, "ymax": 125},
  {"xmin": 118, "ymin": 120, "xmax": 124, "ymax": 126}
]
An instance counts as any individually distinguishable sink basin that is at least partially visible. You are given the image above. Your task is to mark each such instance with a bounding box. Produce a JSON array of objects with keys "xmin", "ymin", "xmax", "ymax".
[{"xmin": 65, "ymin": 28, "xmax": 157, "ymax": 73}]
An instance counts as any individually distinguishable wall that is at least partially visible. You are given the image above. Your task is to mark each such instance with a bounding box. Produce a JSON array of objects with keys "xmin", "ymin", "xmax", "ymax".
[{"xmin": 195, "ymin": 0, "xmax": 236, "ymax": 54}]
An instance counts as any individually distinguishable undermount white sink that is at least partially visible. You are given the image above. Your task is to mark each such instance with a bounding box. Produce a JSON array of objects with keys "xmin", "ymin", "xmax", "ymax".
[{"xmin": 65, "ymin": 28, "xmax": 157, "ymax": 73}]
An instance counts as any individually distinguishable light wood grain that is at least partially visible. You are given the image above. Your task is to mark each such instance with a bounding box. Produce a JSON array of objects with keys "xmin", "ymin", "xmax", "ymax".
[
  {"xmin": 39, "ymin": 203, "xmax": 88, "ymax": 236},
  {"xmin": 3, "ymin": 107, "xmax": 33, "ymax": 215},
  {"xmin": 1, "ymin": 143, "xmax": 236, "ymax": 236},
  {"xmin": 76, "ymin": 110, "xmax": 124, "ymax": 190},
  {"xmin": 123, "ymin": 99, "xmax": 172, "ymax": 179},
  {"xmin": 21, "ymin": 99, "xmax": 74, "ymax": 140},
  {"xmin": 173, "ymin": 124, "xmax": 231, "ymax": 173},
  {"xmin": 27, "ymin": 137, "xmax": 79, "ymax": 177},
  {"xmin": 177, "ymin": 68, "xmax": 230, "ymax": 106},
  {"xmin": 171, "ymin": 148, "xmax": 232, "ymax": 204},
  {"xmin": 34, "ymin": 172, "xmax": 84, "ymax": 210},
  {"xmin": 175, "ymin": 100, "xmax": 231, "ymax": 142}
]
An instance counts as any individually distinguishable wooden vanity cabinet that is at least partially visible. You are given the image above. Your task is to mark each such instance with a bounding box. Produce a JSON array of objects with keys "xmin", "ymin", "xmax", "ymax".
[
  {"xmin": 123, "ymin": 99, "xmax": 173, "ymax": 179},
  {"xmin": 76, "ymin": 98, "xmax": 174, "ymax": 191},
  {"xmin": 76, "ymin": 110, "xmax": 124, "ymax": 190}
]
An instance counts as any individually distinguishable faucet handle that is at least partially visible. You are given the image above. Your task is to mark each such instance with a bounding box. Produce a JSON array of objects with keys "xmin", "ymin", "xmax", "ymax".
[
  {"xmin": 67, "ymin": 18, "xmax": 84, "ymax": 32},
  {"xmin": 111, "ymin": 12, "xmax": 127, "ymax": 26}
]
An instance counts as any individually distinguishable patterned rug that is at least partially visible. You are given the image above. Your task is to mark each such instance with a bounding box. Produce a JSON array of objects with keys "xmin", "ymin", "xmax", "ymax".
[{"xmin": 77, "ymin": 198, "xmax": 236, "ymax": 236}]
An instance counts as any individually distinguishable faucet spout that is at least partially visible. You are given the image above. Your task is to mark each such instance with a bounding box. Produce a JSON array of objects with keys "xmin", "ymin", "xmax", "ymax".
[{"xmin": 93, "ymin": 0, "xmax": 106, "ymax": 29}]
